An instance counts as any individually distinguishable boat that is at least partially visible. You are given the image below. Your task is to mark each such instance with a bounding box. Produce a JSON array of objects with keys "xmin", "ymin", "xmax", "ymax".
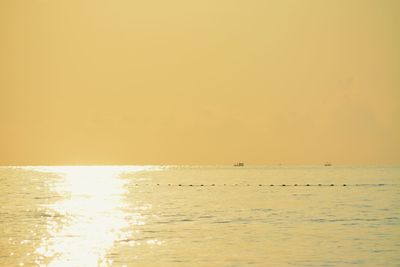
[
  {"xmin": 234, "ymin": 162, "xmax": 244, "ymax": 167},
  {"xmin": 324, "ymin": 162, "xmax": 332, "ymax": 166}
]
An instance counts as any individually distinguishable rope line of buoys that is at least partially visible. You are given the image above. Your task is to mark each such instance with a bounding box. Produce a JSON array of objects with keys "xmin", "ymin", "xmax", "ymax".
[{"xmin": 131, "ymin": 183, "xmax": 386, "ymax": 187}]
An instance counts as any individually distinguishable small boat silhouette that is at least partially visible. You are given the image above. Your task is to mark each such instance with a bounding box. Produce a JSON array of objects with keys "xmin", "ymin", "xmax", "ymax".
[
  {"xmin": 324, "ymin": 162, "xmax": 332, "ymax": 166},
  {"xmin": 234, "ymin": 162, "xmax": 244, "ymax": 167}
]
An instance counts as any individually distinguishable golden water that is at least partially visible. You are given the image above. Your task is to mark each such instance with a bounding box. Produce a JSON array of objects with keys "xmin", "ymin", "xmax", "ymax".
[{"xmin": 0, "ymin": 166, "xmax": 399, "ymax": 266}]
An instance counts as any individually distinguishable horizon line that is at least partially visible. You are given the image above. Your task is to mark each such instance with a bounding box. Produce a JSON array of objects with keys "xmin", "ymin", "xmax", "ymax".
[{"xmin": 1, "ymin": 163, "xmax": 399, "ymax": 167}]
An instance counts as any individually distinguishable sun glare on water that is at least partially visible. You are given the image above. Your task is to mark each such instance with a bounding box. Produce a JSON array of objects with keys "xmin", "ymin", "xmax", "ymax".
[{"xmin": 29, "ymin": 166, "xmax": 153, "ymax": 267}]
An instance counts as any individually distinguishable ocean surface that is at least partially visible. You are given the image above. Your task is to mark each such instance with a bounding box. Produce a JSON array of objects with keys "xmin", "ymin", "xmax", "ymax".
[{"xmin": 0, "ymin": 165, "xmax": 399, "ymax": 267}]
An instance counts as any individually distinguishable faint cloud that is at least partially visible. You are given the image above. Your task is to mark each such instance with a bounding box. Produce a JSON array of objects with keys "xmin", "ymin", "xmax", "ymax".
[{"xmin": 336, "ymin": 76, "xmax": 355, "ymax": 89}]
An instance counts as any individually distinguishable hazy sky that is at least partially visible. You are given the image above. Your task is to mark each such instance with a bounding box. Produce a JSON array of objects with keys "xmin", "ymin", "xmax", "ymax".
[{"xmin": 0, "ymin": 0, "xmax": 399, "ymax": 165}]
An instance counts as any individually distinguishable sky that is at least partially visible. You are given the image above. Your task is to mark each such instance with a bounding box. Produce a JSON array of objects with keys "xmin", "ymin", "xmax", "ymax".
[{"xmin": 0, "ymin": 0, "xmax": 399, "ymax": 165}]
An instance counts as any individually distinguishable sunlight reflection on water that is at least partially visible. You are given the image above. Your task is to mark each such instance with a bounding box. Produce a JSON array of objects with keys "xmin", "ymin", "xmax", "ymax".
[{"xmin": 31, "ymin": 166, "xmax": 154, "ymax": 267}]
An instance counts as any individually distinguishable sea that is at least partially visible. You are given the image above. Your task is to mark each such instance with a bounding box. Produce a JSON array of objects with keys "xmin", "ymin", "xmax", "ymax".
[{"xmin": 0, "ymin": 165, "xmax": 399, "ymax": 267}]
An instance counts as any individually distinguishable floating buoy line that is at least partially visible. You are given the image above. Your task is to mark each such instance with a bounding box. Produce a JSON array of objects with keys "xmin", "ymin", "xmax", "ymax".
[{"xmin": 130, "ymin": 183, "xmax": 387, "ymax": 187}]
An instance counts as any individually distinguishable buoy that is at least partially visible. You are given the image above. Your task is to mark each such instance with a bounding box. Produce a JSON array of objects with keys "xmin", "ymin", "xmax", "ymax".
[{"xmin": 126, "ymin": 182, "xmax": 378, "ymax": 187}]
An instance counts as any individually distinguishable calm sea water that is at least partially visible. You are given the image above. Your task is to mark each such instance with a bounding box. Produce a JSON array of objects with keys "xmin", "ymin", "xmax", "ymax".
[{"xmin": 0, "ymin": 165, "xmax": 399, "ymax": 267}]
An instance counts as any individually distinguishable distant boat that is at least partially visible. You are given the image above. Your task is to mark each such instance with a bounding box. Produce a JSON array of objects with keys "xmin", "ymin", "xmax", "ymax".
[
  {"xmin": 234, "ymin": 162, "xmax": 244, "ymax": 167},
  {"xmin": 324, "ymin": 162, "xmax": 332, "ymax": 166}
]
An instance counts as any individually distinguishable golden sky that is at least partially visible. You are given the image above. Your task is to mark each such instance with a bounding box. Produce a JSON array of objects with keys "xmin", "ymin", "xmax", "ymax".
[{"xmin": 0, "ymin": 0, "xmax": 399, "ymax": 165}]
